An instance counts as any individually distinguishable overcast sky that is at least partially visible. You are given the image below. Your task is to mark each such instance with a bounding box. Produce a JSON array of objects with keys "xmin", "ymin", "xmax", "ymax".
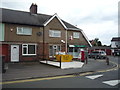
[{"xmin": 1, "ymin": 0, "xmax": 119, "ymax": 45}]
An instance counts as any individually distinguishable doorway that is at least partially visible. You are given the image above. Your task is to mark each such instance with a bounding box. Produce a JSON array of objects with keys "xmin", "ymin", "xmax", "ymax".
[{"xmin": 11, "ymin": 45, "xmax": 19, "ymax": 62}]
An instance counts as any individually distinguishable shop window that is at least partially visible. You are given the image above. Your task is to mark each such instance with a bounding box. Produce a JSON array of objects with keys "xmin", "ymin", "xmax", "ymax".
[
  {"xmin": 74, "ymin": 47, "xmax": 78, "ymax": 52},
  {"xmin": 69, "ymin": 47, "xmax": 73, "ymax": 52}
]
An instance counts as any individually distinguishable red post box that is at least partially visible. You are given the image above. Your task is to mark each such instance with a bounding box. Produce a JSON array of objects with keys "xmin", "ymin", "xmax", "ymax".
[
  {"xmin": 78, "ymin": 49, "xmax": 85, "ymax": 62},
  {"xmin": 81, "ymin": 51, "xmax": 85, "ymax": 62}
]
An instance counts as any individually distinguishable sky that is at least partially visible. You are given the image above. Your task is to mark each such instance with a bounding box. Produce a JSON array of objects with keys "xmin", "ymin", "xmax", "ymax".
[{"xmin": 1, "ymin": 0, "xmax": 119, "ymax": 45}]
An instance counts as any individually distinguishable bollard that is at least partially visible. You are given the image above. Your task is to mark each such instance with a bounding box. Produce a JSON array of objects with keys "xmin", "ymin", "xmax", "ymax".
[
  {"xmin": 60, "ymin": 56, "xmax": 61, "ymax": 68},
  {"xmin": 2, "ymin": 55, "xmax": 6, "ymax": 73},
  {"xmin": 85, "ymin": 56, "xmax": 88, "ymax": 64},
  {"xmin": 106, "ymin": 57, "xmax": 109, "ymax": 65},
  {"xmin": 94, "ymin": 56, "xmax": 97, "ymax": 60}
]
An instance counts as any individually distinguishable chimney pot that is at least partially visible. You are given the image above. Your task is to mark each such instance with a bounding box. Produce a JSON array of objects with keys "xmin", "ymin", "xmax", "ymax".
[{"xmin": 30, "ymin": 3, "xmax": 37, "ymax": 14}]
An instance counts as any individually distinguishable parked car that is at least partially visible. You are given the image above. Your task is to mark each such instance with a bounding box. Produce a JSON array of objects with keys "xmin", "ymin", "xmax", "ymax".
[
  {"xmin": 88, "ymin": 50, "xmax": 106, "ymax": 59},
  {"xmin": 114, "ymin": 50, "xmax": 120, "ymax": 56}
]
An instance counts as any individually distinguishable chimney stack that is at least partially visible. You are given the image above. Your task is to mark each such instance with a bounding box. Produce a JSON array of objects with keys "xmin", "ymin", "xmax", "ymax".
[{"xmin": 30, "ymin": 3, "xmax": 37, "ymax": 14}]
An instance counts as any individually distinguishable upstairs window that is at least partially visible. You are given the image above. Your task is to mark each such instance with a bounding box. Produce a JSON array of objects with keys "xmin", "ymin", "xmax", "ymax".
[
  {"xmin": 73, "ymin": 32, "xmax": 80, "ymax": 38},
  {"xmin": 49, "ymin": 30, "xmax": 61, "ymax": 37},
  {"xmin": 17, "ymin": 27, "xmax": 32, "ymax": 35}
]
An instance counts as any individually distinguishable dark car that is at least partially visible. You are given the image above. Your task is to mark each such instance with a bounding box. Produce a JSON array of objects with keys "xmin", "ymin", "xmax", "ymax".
[
  {"xmin": 88, "ymin": 50, "xmax": 106, "ymax": 59},
  {"xmin": 114, "ymin": 50, "xmax": 120, "ymax": 56}
]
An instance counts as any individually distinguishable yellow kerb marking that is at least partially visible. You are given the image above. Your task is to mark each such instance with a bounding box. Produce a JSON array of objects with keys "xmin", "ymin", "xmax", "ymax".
[{"xmin": 1, "ymin": 75, "xmax": 74, "ymax": 85}]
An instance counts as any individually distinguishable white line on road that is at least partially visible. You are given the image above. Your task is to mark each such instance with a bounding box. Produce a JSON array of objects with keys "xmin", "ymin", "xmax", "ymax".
[
  {"xmin": 85, "ymin": 74, "xmax": 103, "ymax": 79},
  {"xmin": 102, "ymin": 80, "xmax": 120, "ymax": 86}
]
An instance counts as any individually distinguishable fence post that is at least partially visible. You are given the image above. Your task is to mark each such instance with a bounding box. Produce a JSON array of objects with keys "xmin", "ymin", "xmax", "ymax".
[
  {"xmin": 106, "ymin": 57, "xmax": 109, "ymax": 65},
  {"xmin": 86, "ymin": 56, "xmax": 88, "ymax": 64}
]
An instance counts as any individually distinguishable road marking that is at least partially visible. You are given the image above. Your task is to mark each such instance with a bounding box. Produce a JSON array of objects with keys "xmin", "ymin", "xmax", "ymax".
[
  {"xmin": 1, "ymin": 75, "xmax": 74, "ymax": 85},
  {"xmin": 103, "ymin": 80, "xmax": 120, "ymax": 86},
  {"xmin": 96, "ymin": 60, "xmax": 119, "ymax": 73},
  {"xmin": 79, "ymin": 72, "xmax": 93, "ymax": 76},
  {"xmin": 86, "ymin": 74, "xmax": 103, "ymax": 79}
]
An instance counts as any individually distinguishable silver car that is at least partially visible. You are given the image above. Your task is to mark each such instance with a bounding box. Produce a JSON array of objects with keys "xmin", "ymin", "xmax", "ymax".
[{"xmin": 88, "ymin": 50, "xmax": 107, "ymax": 59}]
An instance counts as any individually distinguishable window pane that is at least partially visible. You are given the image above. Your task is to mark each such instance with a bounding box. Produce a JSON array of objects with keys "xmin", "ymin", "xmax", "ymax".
[
  {"xmin": 28, "ymin": 45, "xmax": 35, "ymax": 54},
  {"xmin": 49, "ymin": 30, "xmax": 53, "ymax": 37},
  {"xmin": 54, "ymin": 31, "xmax": 61, "ymax": 37},
  {"xmin": 49, "ymin": 30, "xmax": 61, "ymax": 37},
  {"xmin": 23, "ymin": 47, "xmax": 27, "ymax": 54},
  {"xmin": 17, "ymin": 27, "xmax": 32, "ymax": 35},
  {"xmin": 17, "ymin": 27, "xmax": 23, "ymax": 34},
  {"xmin": 49, "ymin": 46, "xmax": 53, "ymax": 56},
  {"xmin": 58, "ymin": 46, "xmax": 61, "ymax": 51},
  {"xmin": 73, "ymin": 32, "xmax": 80, "ymax": 38},
  {"xmin": 74, "ymin": 48, "xmax": 78, "ymax": 52},
  {"xmin": 23, "ymin": 28, "xmax": 32, "ymax": 35},
  {"xmin": 69, "ymin": 47, "xmax": 73, "ymax": 52}
]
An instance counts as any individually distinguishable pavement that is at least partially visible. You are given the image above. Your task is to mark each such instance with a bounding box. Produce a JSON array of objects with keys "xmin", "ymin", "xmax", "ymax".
[
  {"xmin": 40, "ymin": 61, "xmax": 84, "ymax": 69},
  {"xmin": 2, "ymin": 58, "xmax": 117, "ymax": 81}
]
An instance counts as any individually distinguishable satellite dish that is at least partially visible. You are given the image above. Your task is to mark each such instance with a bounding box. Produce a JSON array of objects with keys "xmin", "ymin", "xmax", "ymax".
[{"xmin": 36, "ymin": 32, "xmax": 42, "ymax": 36}]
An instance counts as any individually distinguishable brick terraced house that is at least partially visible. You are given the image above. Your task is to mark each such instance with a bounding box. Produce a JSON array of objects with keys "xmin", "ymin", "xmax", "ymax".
[{"xmin": 0, "ymin": 3, "xmax": 92, "ymax": 62}]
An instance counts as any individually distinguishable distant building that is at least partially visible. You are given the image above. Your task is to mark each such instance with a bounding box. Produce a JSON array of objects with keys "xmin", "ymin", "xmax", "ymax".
[{"xmin": 111, "ymin": 37, "xmax": 120, "ymax": 56}]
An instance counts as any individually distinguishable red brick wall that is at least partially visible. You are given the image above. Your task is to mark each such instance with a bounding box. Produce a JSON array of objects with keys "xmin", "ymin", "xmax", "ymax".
[
  {"xmin": 0, "ymin": 44, "xmax": 10, "ymax": 62},
  {"xmin": 20, "ymin": 43, "xmax": 44, "ymax": 62}
]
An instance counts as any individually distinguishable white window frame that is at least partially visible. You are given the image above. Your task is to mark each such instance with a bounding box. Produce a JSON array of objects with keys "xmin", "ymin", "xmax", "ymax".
[
  {"xmin": 22, "ymin": 44, "xmax": 37, "ymax": 56},
  {"xmin": 49, "ymin": 45, "xmax": 61, "ymax": 57},
  {"xmin": 17, "ymin": 27, "xmax": 32, "ymax": 35},
  {"xmin": 73, "ymin": 32, "xmax": 80, "ymax": 39},
  {"xmin": 49, "ymin": 30, "xmax": 61, "ymax": 37}
]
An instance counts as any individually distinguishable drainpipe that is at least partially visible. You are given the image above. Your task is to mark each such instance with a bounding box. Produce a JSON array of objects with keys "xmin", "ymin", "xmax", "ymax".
[
  {"xmin": 43, "ymin": 26, "xmax": 45, "ymax": 60},
  {"xmin": 65, "ymin": 29, "xmax": 68, "ymax": 54}
]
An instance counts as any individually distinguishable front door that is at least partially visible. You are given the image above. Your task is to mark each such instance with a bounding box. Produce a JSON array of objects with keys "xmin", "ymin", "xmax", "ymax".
[{"xmin": 11, "ymin": 45, "xmax": 19, "ymax": 62}]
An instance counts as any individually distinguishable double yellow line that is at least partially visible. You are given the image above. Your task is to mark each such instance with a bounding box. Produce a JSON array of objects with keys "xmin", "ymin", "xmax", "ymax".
[
  {"xmin": 1, "ymin": 75, "xmax": 74, "ymax": 85},
  {"xmin": 1, "ymin": 60, "xmax": 119, "ymax": 85},
  {"xmin": 1, "ymin": 71, "xmax": 94, "ymax": 85},
  {"xmin": 96, "ymin": 60, "xmax": 119, "ymax": 73}
]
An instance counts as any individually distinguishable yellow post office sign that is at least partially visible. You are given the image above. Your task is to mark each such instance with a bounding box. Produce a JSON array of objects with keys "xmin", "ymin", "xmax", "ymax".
[{"xmin": 55, "ymin": 55, "xmax": 73, "ymax": 62}]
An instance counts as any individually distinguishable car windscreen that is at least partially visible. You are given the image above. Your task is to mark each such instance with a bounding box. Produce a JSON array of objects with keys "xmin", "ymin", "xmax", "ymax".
[{"xmin": 91, "ymin": 51, "xmax": 99, "ymax": 55}]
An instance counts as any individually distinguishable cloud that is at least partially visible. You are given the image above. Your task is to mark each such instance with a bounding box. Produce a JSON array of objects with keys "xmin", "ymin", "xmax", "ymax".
[{"xmin": 79, "ymin": 20, "xmax": 118, "ymax": 45}]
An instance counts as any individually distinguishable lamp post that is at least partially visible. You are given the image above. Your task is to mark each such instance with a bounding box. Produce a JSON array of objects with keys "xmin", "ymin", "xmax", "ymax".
[{"xmin": 65, "ymin": 29, "xmax": 68, "ymax": 54}]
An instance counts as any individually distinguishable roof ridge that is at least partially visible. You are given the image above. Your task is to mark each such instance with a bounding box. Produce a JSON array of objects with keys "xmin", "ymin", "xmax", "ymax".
[
  {"xmin": 1, "ymin": 8, "xmax": 52, "ymax": 17},
  {"xmin": 2, "ymin": 8, "xmax": 81, "ymax": 30}
]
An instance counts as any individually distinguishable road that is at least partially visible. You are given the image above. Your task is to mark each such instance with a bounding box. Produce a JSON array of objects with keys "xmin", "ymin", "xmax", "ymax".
[{"xmin": 2, "ymin": 56, "xmax": 120, "ymax": 88}]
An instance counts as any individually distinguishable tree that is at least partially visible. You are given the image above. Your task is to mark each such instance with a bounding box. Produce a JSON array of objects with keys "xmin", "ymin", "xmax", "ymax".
[
  {"xmin": 97, "ymin": 41, "xmax": 102, "ymax": 46},
  {"xmin": 91, "ymin": 38, "xmax": 102, "ymax": 46}
]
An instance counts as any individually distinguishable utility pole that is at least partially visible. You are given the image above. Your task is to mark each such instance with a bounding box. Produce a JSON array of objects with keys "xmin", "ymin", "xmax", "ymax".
[{"xmin": 65, "ymin": 29, "xmax": 68, "ymax": 54}]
